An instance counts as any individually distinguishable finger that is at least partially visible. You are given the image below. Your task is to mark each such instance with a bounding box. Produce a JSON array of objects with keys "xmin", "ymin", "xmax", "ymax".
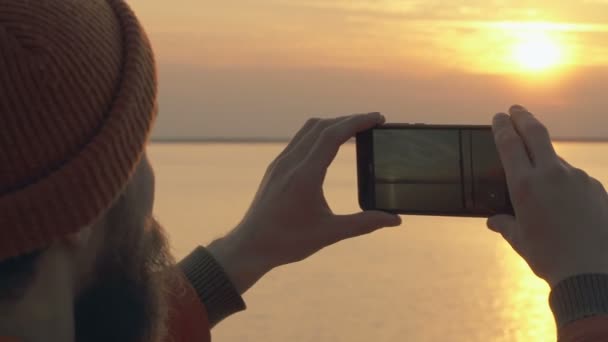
[
  {"xmin": 305, "ymin": 112, "xmax": 385, "ymax": 173},
  {"xmin": 287, "ymin": 115, "xmax": 352, "ymax": 160},
  {"xmin": 509, "ymin": 105, "xmax": 558, "ymax": 167},
  {"xmin": 558, "ymin": 155, "xmax": 574, "ymax": 169},
  {"xmin": 487, "ymin": 214, "xmax": 518, "ymax": 245},
  {"xmin": 492, "ymin": 113, "xmax": 532, "ymax": 180},
  {"xmin": 277, "ymin": 118, "xmax": 320, "ymax": 159},
  {"xmin": 326, "ymin": 211, "xmax": 402, "ymax": 244}
]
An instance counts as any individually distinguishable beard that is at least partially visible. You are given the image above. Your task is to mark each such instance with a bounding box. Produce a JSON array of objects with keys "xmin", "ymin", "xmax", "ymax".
[{"xmin": 73, "ymin": 204, "xmax": 176, "ymax": 342}]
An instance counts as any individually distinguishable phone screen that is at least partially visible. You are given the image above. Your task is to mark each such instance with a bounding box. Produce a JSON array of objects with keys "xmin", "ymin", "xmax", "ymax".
[{"xmin": 358, "ymin": 125, "xmax": 512, "ymax": 217}]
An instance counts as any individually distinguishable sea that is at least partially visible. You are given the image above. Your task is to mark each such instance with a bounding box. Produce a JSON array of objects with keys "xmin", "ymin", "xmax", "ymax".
[{"xmin": 148, "ymin": 142, "xmax": 608, "ymax": 342}]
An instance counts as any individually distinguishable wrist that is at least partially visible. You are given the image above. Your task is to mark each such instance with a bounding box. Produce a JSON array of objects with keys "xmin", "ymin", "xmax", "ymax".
[
  {"xmin": 206, "ymin": 229, "xmax": 273, "ymax": 295},
  {"xmin": 549, "ymin": 273, "xmax": 608, "ymax": 328},
  {"xmin": 178, "ymin": 247, "xmax": 247, "ymax": 325},
  {"xmin": 545, "ymin": 262, "xmax": 608, "ymax": 288}
]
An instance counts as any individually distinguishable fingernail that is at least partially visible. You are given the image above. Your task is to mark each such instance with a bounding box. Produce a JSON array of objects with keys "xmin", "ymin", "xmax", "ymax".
[
  {"xmin": 487, "ymin": 217, "xmax": 500, "ymax": 231},
  {"xmin": 493, "ymin": 112, "xmax": 509, "ymax": 122},
  {"xmin": 487, "ymin": 219, "xmax": 496, "ymax": 230},
  {"xmin": 367, "ymin": 112, "xmax": 384, "ymax": 123},
  {"xmin": 388, "ymin": 214, "xmax": 402, "ymax": 227},
  {"xmin": 510, "ymin": 104, "xmax": 527, "ymax": 113}
]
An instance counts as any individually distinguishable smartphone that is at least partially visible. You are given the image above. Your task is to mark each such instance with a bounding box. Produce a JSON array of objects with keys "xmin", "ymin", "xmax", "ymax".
[{"xmin": 356, "ymin": 124, "xmax": 513, "ymax": 217}]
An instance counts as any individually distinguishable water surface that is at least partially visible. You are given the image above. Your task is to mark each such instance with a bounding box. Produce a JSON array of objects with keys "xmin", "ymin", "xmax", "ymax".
[{"xmin": 149, "ymin": 142, "xmax": 608, "ymax": 342}]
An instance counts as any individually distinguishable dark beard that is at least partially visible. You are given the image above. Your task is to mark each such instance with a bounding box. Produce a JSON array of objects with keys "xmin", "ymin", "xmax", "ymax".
[{"xmin": 74, "ymin": 214, "xmax": 175, "ymax": 342}]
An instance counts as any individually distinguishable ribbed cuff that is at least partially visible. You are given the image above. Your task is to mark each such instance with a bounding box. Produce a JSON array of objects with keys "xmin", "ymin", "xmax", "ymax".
[
  {"xmin": 549, "ymin": 274, "xmax": 608, "ymax": 329},
  {"xmin": 179, "ymin": 246, "xmax": 246, "ymax": 326}
]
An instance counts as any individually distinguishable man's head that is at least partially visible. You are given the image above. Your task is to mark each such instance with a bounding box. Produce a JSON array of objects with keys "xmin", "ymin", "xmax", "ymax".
[{"xmin": 0, "ymin": 1, "xmax": 169, "ymax": 341}]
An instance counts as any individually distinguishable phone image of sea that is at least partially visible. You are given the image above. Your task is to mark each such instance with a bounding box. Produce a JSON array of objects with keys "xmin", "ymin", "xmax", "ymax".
[
  {"xmin": 374, "ymin": 129, "xmax": 462, "ymax": 212},
  {"xmin": 373, "ymin": 128, "xmax": 508, "ymax": 214}
]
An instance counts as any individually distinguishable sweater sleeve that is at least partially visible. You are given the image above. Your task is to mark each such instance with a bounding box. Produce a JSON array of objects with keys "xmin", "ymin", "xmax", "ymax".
[
  {"xmin": 549, "ymin": 274, "xmax": 608, "ymax": 341},
  {"xmin": 178, "ymin": 246, "xmax": 247, "ymax": 327}
]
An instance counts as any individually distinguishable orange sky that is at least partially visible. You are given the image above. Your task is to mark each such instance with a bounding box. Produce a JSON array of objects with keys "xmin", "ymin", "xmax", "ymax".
[{"xmin": 129, "ymin": 1, "xmax": 608, "ymax": 139}]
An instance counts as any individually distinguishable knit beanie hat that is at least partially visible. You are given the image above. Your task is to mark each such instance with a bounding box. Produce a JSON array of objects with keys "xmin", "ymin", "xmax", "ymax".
[{"xmin": 0, "ymin": 0, "xmax": 157, "ymax": 261}]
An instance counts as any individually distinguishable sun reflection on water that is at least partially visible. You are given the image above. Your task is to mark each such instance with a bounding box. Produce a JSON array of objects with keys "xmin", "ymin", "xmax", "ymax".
[{"xmin": 498, "ymin": 241, "xmax": 556, "ymax": 341}]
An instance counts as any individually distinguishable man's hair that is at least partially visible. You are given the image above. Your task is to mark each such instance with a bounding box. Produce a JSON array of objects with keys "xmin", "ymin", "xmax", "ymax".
[
  {"xmin": 0, "ymin": 159, "xmax": 176, "ymax": 342},
  {"xmin": 0, "ymin": 249, "xmax": 44, "ymax": 300}
]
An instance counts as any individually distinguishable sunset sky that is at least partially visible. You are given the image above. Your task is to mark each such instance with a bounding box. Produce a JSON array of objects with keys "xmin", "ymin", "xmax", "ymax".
[{"xmin": 129, "ymin": 1, "xmax": 608, "ymax": 140}]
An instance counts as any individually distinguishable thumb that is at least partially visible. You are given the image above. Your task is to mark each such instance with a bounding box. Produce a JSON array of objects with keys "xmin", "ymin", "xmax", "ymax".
[
  {"xmin": 329, "ymin": 211, "xmax": 402, "ymax": 243},
  {"xmin": 487, "ymin": 214, "xmax": 518, "ymax": 245}
]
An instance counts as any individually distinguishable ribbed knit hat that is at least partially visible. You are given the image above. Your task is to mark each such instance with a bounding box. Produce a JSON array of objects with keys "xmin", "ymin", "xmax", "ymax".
[{"xmin": 0, "ymin": 0, "xmax": 157, "ymax": 261}]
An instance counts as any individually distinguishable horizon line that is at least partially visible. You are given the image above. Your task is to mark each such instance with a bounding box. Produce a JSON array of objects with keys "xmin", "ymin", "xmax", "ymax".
[{"xmin": 151, "ymin": 136, "xmax": 608, "ymax": 144}]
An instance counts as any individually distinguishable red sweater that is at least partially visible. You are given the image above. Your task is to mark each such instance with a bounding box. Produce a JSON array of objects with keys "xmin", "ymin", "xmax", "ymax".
[{"xmin": 167, "ymin": 272, "xmax": 211, "ymax": 342}]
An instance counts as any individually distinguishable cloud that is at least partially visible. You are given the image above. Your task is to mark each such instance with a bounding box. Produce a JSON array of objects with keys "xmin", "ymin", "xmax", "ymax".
[
  {"xmin": 136, "ymin": 0, "xmax": 608, "ymax": 76},
  {"xmin": 267, "ymin": 0, "xmax": 541, "ymax": 21},
  {"xmin": 267, "ymin": 0, "xmax": 608, "ymax": 24}
]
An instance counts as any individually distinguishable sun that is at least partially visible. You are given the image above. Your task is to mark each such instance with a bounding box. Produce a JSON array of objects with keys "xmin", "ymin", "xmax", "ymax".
[{"xmin": 511, "ymin": 32, "xmax": 563, "ymax": 72}]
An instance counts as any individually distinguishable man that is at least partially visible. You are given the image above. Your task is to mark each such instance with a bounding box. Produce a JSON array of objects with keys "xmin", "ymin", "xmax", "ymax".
[{"xmin": 0, "ymin": 1, "xmax": 606, "ymax": 341}]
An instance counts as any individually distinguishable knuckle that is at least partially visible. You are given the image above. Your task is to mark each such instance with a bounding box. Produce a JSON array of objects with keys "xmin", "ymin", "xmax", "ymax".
[
  {"xmin": 292, "ymin": 164, "xmax": 307, "ymax": 177},
  {"xmin": 574, "ymin": 167, "xmax": 589, "ymax": 178},
  {"xmin": 319, "ymin": 126, "xmax": 339, "ymax": 144},
  {"xmin": 265, "ymin": 160, "xmax": 277, "ymax": 174},
  {"xmin": 523, "ymin": 121, "xmax": 549, "ymax": 137},
  {"xmin": 310, "ymin": 117, "xmax": 326, "ymax": 127},
  {"xmin": 288, "ymin": 166, "xmax": 309, "ymax": 186},
  {"xmin": 495, "ymin": 130, "xmax": 519, "ymax": 148},
  {"xmin": 311, "ymin": 119, "xmax": 325, "ymax": 132},
  {"xmin": 288, "ymin": 161, "xmax": 305, "ymax": 179},
  {"xmin": 311, "ymin": 119, "xmax": 335, "ymax": 135},
  {"xmin": 591, "ymin": 178, "xmax": 605, "ymax": 191},
  {"xmin": 570, "ymin": 167, "xmax": 590, "ymax": 183},
  {"xmin": 305, "ymin": 117, "xmax": 321, "ymax": 127},
  {"xmin": 267, "ymin": 155, "xmax": 290, "ymax": 175},
  {"xmin": 492, "ymin": 113, "xmax": 510, "ymax": 130},
  {"xmin": 543, "ymin": 162, "xmax": 568, "ymax": 181},
  {"xmin": 512, "ymin": 175, "xmax": 533, "ymax": 199}
]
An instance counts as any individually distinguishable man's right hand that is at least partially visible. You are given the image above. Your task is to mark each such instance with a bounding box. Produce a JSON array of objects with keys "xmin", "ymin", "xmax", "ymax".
[{"xmin": 487, "ymin": 105, "xmax": 608, "ymax": 288}]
